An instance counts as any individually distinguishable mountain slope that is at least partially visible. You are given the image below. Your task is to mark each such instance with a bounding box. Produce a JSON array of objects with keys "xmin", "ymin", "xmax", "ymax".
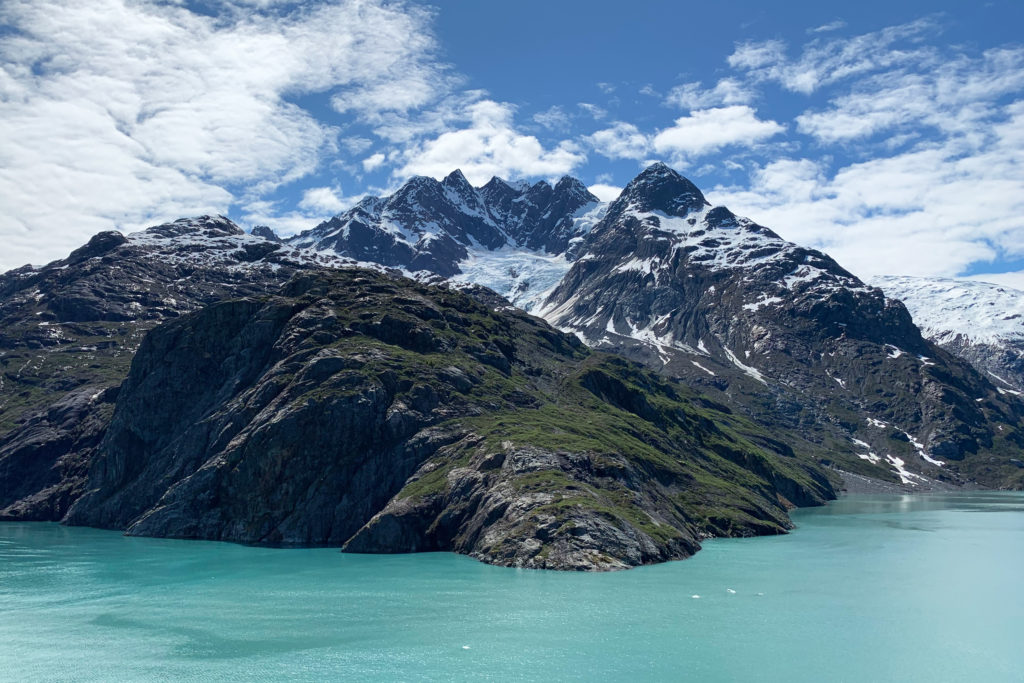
[
  {"xmin": 0, "ymin": 216, "xmax": 352, "ymax": 520},
  {"xmin": 65, "ymin": 269, "xmax": 835, "ymax": 570},
  {"xmin": 533, "ymin": 164, "xmax": 1024, "ymax": 488},
  {"xmin": 872, "ymin": 276, "xmax": 1024, "ymax": 393},
  {"xmin": 282, "ymin": 163, "xmax": 1024, "ymax": 489}
]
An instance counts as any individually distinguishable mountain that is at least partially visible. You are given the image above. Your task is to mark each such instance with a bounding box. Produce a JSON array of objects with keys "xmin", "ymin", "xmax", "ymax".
[
  {"xmin": 2, "ymin": 164, "xmax": 1024, "ymax": 570},
  {"xmin": 0, "ymin": 216, "xmax": 354, "ymax": 520},
  {"xmin": 295, "ymin": 163, "xmax": 1024, "ymax": 490},
  {"xmin": 64, "ymin": 269, "xmax": 834, "ymax": 570},
  {"xmin": 871, "ymin": 276, "xmax": 1024, "ymax": 394},
  {"xmin": 289, "ymin": 169, "xmax": 605, "ymax": 306}
]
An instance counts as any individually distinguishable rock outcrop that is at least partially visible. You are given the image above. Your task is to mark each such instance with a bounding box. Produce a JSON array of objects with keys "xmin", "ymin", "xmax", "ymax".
[
  {"xmin": 0, "ymin": 216, "xmax": 354, "ymax": 519},
  {"xmin": 65, "ymin": 270, "xmax": 835, "ymax": 570}
]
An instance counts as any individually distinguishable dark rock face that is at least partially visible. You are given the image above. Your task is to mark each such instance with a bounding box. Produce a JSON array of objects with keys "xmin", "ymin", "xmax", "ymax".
[
  {"xmin": 0, "ymin": 216, "xmax": 356, "ymax": 519},
  {"xmin": 536, "ymin": 165, "xmax": 1024, "ymax": 489},
  {"xmin": 64, "ymin": 270, "xmax": 836, "ymax": 569},
  {"xmin": 0, "ymin": 385, "xmax": 116, "ymax": 520},
  {"xmin": 289, "ymin": 170, "xmax": 601, "ymax": 275},
  {"xmin": 250, "ymin": 225, "xmax": 282, "ymax": 242}
]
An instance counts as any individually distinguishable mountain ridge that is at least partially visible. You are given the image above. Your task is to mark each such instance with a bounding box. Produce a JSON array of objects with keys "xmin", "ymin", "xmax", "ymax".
[{"xmin": 1, "ymin": 164, "xmax": 1022, "ymax": 570}]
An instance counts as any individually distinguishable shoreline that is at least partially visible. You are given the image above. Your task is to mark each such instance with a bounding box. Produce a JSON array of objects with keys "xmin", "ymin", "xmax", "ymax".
[{"xmin": 835, "ymin": 469, "xmax": 977, "ymax": 496}]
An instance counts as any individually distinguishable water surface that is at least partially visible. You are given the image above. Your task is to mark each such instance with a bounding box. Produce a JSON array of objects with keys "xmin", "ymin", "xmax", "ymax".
[{"xmin": 2, "ymin": 492, "xmax": 1022, "ymax": 681}]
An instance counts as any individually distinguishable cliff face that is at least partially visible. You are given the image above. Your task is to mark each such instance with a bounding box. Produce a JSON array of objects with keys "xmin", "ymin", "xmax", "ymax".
[
  {"xmin": 0, "ymin": 217, "xmax": 354, "ymax": 520},
  {"xmin": 65, "ymin": 269, "xmax": 835, "ymax": 570}
]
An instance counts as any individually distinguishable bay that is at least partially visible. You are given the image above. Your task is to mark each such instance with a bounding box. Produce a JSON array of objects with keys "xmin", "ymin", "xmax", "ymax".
[{"xmin": 1, "ymin": 492, "xmax": 1022, "ymax": 682}]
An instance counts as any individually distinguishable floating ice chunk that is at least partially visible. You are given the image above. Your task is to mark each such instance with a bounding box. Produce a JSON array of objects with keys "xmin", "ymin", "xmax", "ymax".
[
  {"xmin": 691, "ymin": 595, "xmax": 700, "ymax": 599},
  {"xmin": 727, "ymin": 589, "xmax": 736, "ymax": 594}
]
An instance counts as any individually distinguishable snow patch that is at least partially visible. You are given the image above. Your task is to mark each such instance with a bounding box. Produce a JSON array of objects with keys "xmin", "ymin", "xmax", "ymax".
[
  {"xmin": 722, "ymin": 346, "xmax": 767, "ymax": 385},
  {"xmin": 691, "ymin": 361, "xmax": 716, "ymax": 376}
]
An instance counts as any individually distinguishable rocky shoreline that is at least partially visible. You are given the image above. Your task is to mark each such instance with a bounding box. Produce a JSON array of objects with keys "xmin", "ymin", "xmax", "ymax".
[{"xmin": 836, "ymin": 469, "xmax": 973, "ymax": 495}]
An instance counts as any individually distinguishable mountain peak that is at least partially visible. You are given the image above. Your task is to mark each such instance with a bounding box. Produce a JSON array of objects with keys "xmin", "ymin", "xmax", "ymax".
[
  {"xmin": 442, "ymin": 168, "xmax": 472, "ymax": 190},
  {"xmin": 554, "ymin": 175, "xmax": 597, "ymax": 202},
  {"xmin": 250, "ymin": 225, "xmax": 282, "ymax": 242},
  {"xmin": 398, "ymin": 175, "xmax": 440, "ymax": 195},
  {"xmin": 609, "ymin": 163, "xmax": 709, "ymax": 219},
  {"xmin": 144, "ymin": 215, "xmax": 244, "ymax": 239}
]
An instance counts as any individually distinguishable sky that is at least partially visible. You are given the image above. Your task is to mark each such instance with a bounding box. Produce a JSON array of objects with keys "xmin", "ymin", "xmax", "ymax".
[{"xmin": 1, "ymin": 0, "xmax": 1023, "ymax": 288}]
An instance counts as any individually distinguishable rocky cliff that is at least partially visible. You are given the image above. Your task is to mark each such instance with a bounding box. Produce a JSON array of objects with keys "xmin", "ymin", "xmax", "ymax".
[
  {"xmin": 65, "ymin": 269, "xmax": 835, "ymax": 570},
  {"xmin": 0, "ymin": 216, "xmax": 353, "ymax": 520}
]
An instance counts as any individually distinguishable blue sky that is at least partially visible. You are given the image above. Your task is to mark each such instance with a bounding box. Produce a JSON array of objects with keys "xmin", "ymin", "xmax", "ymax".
[{"xmin": 1, "ymin": 0, "xmax": 1023, "ymax": 286}]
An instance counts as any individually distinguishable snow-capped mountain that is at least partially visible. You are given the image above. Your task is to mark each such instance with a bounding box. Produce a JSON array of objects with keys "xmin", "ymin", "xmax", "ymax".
[
  {"xmin": 281, "ymin": 163, "xmax": 1024, "ymax": 489},
  {"xmin": 290, "ymin": 169, "xmax": 604, "ymax": 287},
  {"xmin": 871, "ymin": 275, "xmax": 1024, "ymax": 393},
  {"xmin": 2, "ymin": 164, "xmax": 1023, "ymax": 526},
  {"xmin": 531, "ymin": 164, "xmax": 1022, "ymax": 487}
]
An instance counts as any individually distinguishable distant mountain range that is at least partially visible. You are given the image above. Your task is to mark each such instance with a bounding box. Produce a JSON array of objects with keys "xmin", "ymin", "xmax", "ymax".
[
  {"xmin": 1, "ymin": 164, "xmax": 1021, "ymax": 570},
  {"xmin": 871, "ymin": 276, "xmax": 1024, "ymax": 394}
]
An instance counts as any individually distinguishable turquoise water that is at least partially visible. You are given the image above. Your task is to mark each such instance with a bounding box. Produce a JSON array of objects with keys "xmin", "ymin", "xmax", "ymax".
[{"xmin": 1, "ymin": 493, "xmax": 1023, "ymax": 682}]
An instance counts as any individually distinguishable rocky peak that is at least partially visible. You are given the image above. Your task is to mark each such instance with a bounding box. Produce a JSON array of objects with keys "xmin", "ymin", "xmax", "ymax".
[
  {"xmin": 606, "ymin": 162, "xmax": 708, "ymax": 222},
  {"xmin": 389, "ymin": 175, "xmax": 442, "ymax": 205},
  {"xmin": 554, "ymin": 175, "xmax": 598, "ymax": 203},
  {"xmin": 144, "ymin": 215, "xmax": 245, "ymax": 240},
  {"xmin": 65, "ymin": 231, "xmax": 128, "ymax": 264},
  {"xmin": 440, "ymin": 168, "xmax": 491, "ymax": 218},
  {"xmin": 441, "ymin": 168, "xmax": 473, "ymax": 193},
  {"xmin": 250, "ymin": 225, "xmax": 282, "ymax": 242}
]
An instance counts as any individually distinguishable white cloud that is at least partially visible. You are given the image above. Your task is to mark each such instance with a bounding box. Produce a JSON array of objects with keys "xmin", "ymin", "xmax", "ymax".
[
  {"xmin": 652, "ymin": 106, "xmax": 784, "ymax": 160},
  {"xmin": 0, "ymin": 0, "xmax": 444, "ymax": 270},
  {"xmin": 397, "ymin": 100, "xmax": 586, "ymax": 185},
  {"xmin": 665, "ymin": 78, "xmax": 753, "ymax": 110},
  {"xmin": 341, "ymin": 137, "xmax": 374, "ymax": 154},
  {"xmin": 588, "ymin": 184, "xmax": 623, "ymax": 202},
  {"xmin": 362, "ymin": 153, "xmax": 387, "ymax": 172},
  {"xmin": 533, "ymin": 105, "xmax": 572, "ymax": 132},
  {"xmin": 796, "ymin": 48, "xmax": 1024, "ymax": 143},
  {"xmin": 587, "ymin": 122, "xmax": 650, "ymax": 160},
  {"xmin": 808, "ymin": 20, "xmax": 847, "ymax": 34},
  {"xmin": 729, "ymin": 19, "xmax": 938, "ymax": 94},
  {"xmin": 298, "ymin": 187, "xmax": 347, "ymax": 214},
  {"xmin": 577, "ymin": 102, "xmax": 607, "ymax": 120},
  {"xmin": 727, "ymin": 39, "xmax": 788, "ymax": 71},
  {"xmin": 710, "ymin": 101, "xmax": 1024, "ymax": 280}
]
